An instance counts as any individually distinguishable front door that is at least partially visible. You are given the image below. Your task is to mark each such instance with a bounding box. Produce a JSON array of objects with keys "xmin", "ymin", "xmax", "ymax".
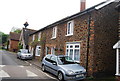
[{"xmin": 35, "ymin": 46, "xmax": 41, "ymax": 56}]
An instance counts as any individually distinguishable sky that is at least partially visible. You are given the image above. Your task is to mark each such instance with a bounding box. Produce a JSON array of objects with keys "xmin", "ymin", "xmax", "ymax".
[{"xmin": 0, "ymin": 0, "xmax": 106, "ymax": 34}]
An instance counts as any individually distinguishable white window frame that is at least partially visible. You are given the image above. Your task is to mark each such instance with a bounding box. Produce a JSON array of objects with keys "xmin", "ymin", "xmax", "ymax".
[
  {"xmin": 51, "ymin": 26, "xmax": 57, "ymax": 39},
  {"xmin": 51, "ymin": 47, "xmax": 55, "ymax": 55},
  {"xmin": 66, "ymin": 20, "xmax": 74, "ymax": 36},
  {"xmin": 35, "ymin": 46, "xmax": 41, "ymax": 56},
  {"xmin": 38, "ymin": 32, "xmax": 41, "ymax": 41},
  {"xmin": 33, "ymin": 35, "xmax": 35, "ymax": 41},
  {"xmin": 66, "ymin": 42, "xmax": 80, "ymax": 62},
  {"xmin": 46, "ymin": 47, "xmax": 48, "ymax": 55}
]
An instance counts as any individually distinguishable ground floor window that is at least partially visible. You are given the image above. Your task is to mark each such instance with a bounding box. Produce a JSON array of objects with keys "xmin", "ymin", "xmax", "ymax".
[
  {"xmin": 35, "ymin": 46, "xmax": 41, "ymax": 56},
  {"xmin": 46, "ymin": 46, "xmax": 55, "ymax": 55},
  {"xmin": 51, "ymin": 47, "xmax": 55, "ymax": 55},
  {"xmin": 66, "ymin": 42, "xmax": 80, "ymax": 62}
]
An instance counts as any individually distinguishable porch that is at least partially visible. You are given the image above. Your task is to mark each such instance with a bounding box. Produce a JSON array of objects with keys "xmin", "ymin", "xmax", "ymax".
[{"xmin": 113, "ymin": 40, "xmax": 120, "ymax": 76}]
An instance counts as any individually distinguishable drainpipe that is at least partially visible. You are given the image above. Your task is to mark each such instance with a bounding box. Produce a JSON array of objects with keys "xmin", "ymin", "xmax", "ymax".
[{"xmin": 86, "ymin": 12, "xmax": 91, "ymax": 76}]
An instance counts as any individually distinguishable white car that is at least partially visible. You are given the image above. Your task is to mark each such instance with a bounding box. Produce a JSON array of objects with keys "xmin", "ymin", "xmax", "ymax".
[{"xmin": 17, "ymin": 49, "xmax": 33, "ymax": 60}]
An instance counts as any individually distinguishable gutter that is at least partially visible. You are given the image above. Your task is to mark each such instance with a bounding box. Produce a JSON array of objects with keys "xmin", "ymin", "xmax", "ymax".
[{"xmin": 86, "ymin": 12, "xmax": 92, "ymax": 76}]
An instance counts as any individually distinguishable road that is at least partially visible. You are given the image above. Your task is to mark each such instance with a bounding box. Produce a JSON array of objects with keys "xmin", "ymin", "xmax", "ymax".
[{"xmin": 0, "ymin": 50, "xmax": 57, "ymax": 81}]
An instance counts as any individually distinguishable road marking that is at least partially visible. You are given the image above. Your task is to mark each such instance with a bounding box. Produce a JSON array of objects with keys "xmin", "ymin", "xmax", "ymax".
[
  {"xmin": 18, "ymin": 66, "xmax": 24, "ymax": 68},
  {"xmin": 26, "ymin": 70, "xmax": 38, "ymax": 77},
  {"xmin": 0, "ymin": 65, "xmax": 5, "ymax": 68},
  {"xmin": 0, "ymin": 70, "xmax": 10, "ymax": 77},
  {"xmin": 32, "ymin": 67, "xmax": 57, "ymax": 80}
]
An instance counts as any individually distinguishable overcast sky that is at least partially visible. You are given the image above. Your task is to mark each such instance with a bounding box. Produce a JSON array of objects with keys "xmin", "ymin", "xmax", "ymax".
[{"xmin": 0, "ymin": 0, "xmax": 106, "ymax": 34}]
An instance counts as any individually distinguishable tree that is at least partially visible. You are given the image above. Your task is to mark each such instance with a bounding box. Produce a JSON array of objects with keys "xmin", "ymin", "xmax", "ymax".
[
  {"xmin": 13, "ymin": 29, "xmax": 21, "ymax": 33},
  {"xmin": 0, "ymin": 31, "xmax": 9, "ymax": 44},
  {"xmin": 11, "ymin": 27, "xmax": 21, "ymax": 33}
]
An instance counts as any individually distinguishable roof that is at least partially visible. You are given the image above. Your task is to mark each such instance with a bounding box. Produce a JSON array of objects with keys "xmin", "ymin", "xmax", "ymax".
[
  {"xmin": 22, "ymin": 28, "xmax": 36, "ymax": 45},
  {"xmin": 9, "ymin": 32, "xmax": 20, "ymax": 41},
  {"xmin": 31, "ymin": 0, "xmax": 119, "ymax": 35},
  {"xmin": 113, "ymin": 40, "xmax": 120, "ymax": 49},
  {"xmin": 116, "ymin": 3, "xmax": 120, "ymax": 11}
]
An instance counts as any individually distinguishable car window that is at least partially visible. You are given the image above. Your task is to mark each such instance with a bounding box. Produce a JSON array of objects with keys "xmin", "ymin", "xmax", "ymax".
[
  {"xmin": 46, "ymin": 55, "xmax": 51, "ymax": 59},
  {"xmin": 45, "ymin": 55, "xmax": 51, "ymax": 62},
  {"xmin": 20, "ymin": 49, "xmax": 28, "ymax": 53},
  {"xmin": 51, "ymin": 56, "xmax": 57, "ymax": 62},
  {"xmin": 57, "ymin": 56, "xmax": 75, "ymax": 65}
]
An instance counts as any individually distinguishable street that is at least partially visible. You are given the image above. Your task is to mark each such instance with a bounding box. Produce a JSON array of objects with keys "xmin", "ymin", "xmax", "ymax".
[
  {"xmin": 0, "ymin": 50, "xmax": 116, "ymax": 81},
  {"xmin": 0, "ymin": 50, "xmax": 57, "ymax": 81}
]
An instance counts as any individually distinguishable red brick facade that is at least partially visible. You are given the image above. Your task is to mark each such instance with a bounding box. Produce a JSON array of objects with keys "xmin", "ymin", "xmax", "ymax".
[
  {"xmin": 8, "ymin": 32, "xmax": 20, "ymax": 52},
  {"xmin": 9, "ymin": 40, "xmax": 19, "ymax": 52}
]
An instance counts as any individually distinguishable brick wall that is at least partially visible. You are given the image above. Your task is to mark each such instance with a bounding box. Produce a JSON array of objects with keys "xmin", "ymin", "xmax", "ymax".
[
  {"xmin": 9, "ymin": 40, "xmax": 19, "ymax": 52},
  {"xmin": 93, "ymin": 3, "xmax": 119, "ymax": 77}
]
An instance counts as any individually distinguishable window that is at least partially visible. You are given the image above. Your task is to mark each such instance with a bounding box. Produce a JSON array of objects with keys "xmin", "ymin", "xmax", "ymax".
[
  {"xmin": 51, "ymin": 56, "xmax": 57, "ymax": 62},
  {"xmin": 66, "ymin": 42, "xmax": 80, "ymax": 62},
  {"xmin": 66, "ymin": 21, "xmax": 74, "ymax": 36},
  {"xmin": 33, "ymin": 35, "xmax": 35, "ymax": 41},
  {"xmin": 51, "ymin": 26, "xmax": 57, "ymax": 39},
  {"xmin": 51, "ymin": 47, "xmax": 55, "ymax": 54},
  {"xmin": 38, "ymin": 32, "xmax": 41, "ymax": 41},
  {"xmin": 45, "ymin": 55, "xmax": 51, "ymax": 62},
  {"xmin": 46, "ymin": 47, "xmax": 49, "ymax": 55}
]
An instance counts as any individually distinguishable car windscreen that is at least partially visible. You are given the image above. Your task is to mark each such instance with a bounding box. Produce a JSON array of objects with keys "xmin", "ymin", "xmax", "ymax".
[
  {"xmin": 57, "ymin": 56, "xmax": 75, "ymax": 65},
  {"xmin": 21, "ymin": 50, "xmax": 28, "ymax": 53}
]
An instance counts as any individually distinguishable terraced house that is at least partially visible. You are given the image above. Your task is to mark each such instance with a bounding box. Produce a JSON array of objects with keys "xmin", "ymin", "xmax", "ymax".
[{"xmin": 29, "ymin": 1, "xmax": 120, "ymax": 77}]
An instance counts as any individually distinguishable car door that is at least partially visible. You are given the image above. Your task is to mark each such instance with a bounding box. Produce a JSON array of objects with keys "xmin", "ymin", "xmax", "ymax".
[
  {"xmin": 44, "ymin": 55, "xmax": 52, "ymax": 72},
  {"xmin": 49, "ymin": 56, "xmax": 58, "ymax": 75}
]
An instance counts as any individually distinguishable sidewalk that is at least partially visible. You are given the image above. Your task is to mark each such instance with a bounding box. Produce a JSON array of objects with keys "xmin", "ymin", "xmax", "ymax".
[{"xmin": 27, "ymin": 59, "xmax": 42, "ymax": 68}]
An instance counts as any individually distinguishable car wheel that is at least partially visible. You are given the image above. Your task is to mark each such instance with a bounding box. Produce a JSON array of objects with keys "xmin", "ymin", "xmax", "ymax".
[
  {"xmin": 20, "ymin": 56, "xmax": 23, "ymax": 60},
  {"xmin": 42, "ymin": 65, "xmax": 45, "ymax": 72},
  {"xmin": 58, "ymin": 72, "xmax": 64, "ymax": 81}
]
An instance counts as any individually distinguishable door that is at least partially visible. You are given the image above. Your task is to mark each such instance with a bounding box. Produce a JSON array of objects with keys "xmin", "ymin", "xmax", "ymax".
[
  {"xmin": 49, "ymin": 56, "xmax": 58, "ymax": 75},
  {"xmin": 35, "ymin": 46, "xmax": 41, "ymax": 56}
]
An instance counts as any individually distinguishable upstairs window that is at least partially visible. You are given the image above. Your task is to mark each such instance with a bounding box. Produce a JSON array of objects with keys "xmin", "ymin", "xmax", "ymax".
[
  {"xmin": 33, "ymin": 35, "xmax": 35, "ymax": 41},
  {"xmin": 51, "ymin": 26, "xmax": 57, "ymax": 39},
  {"xmin": 38, "ymin": 32, "xmax": 41, "ymax": 41},
  {"xmin": 66, "ymin": 21, "xmax": 74, "ymax": 36}
]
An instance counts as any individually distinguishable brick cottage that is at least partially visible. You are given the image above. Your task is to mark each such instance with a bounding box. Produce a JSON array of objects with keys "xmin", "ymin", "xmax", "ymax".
[
  {"xmin": 29, "ymin": 1, "xmax": 120, "ymax": 77},
  {"xmin": 8, "ymin": 32, "xmax": 20, "ymax": 52}
]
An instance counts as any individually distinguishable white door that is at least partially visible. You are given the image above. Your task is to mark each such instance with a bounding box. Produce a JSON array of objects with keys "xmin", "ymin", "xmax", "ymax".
[{"xmin": 35, "ymin": 46, "xmax": 41, "ymax": 56}]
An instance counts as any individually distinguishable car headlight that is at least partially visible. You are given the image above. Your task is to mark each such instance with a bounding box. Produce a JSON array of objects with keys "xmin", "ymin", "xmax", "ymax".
[{"xmin": 67, "ymin": 70, "xmax": 75, "ymax": 75}]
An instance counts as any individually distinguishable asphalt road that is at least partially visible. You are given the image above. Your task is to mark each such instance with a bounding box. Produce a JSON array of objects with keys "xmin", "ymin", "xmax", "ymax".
[{"xmin": 0, "ymin": 50, "xmax": 58, "ymax": 81}]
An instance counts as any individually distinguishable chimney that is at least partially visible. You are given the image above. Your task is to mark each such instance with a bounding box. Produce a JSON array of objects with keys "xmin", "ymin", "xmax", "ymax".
[{"xmin": 80, "ymin": 0, "xmax": 86, "ymax": 11}]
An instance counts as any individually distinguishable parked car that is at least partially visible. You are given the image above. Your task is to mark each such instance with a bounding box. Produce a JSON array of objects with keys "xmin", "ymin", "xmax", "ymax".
[
  {"xmin": 41, "ymin": 54, "xmax": 86, "ymax": 81},
  {"xmin": 17, "ymin": 49, "xmax": 33, "ymax": 60}
]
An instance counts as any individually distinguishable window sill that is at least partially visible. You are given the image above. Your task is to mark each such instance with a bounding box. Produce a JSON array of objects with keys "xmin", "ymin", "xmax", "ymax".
[
  {"xmin": 51, "ymin": 37, "xmax": 56, "ymax": 39},
  {"xmin": 65, "ymin": 34, "xmax": 73, "ymax": 37},
  {"xmin": 35, "ymin": 55, "xmax": 40, "ymax": 56}
]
